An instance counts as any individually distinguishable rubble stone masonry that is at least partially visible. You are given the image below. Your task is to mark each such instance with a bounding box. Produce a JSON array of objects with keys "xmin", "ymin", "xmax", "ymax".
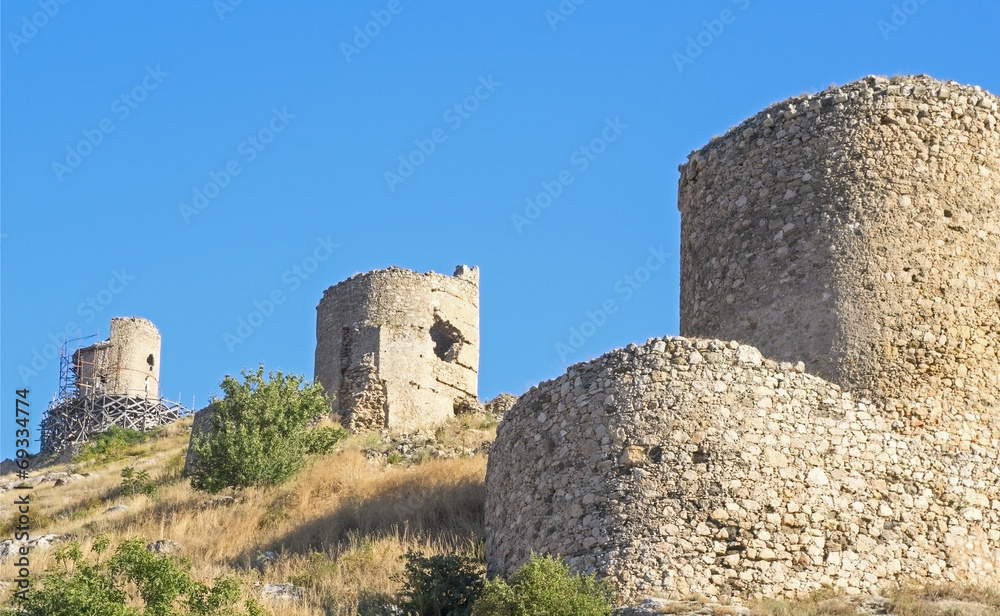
[
  {"xmin": 486, "ymin": 75, "xmax": 1000, "ymax": 602},
  {"xmin": 486, "ymin": 337, "xmax": 1000, "ymax": 601},
  {"xmin": 678, "ymin": 74, "xmax": 1000, "ymax": 444}
]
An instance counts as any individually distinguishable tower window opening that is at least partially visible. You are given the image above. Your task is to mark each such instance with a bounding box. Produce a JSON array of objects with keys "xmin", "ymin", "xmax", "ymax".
[{"xmin": 430, "ymin": 318, "xmax": 463, "ymax": 363}]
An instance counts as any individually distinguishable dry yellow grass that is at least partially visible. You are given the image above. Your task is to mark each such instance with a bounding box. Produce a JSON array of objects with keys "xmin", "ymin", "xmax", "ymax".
[
  {"xmin": 750, "ymin": 584, "xmax": 1000, "ymax": 616},
  {"xmin": 3, "ymin": 415, "xmax": 490, "ymax": 615},
  {"xmin": 14, "ymin": 417, "xmax": 997, "ymax": 615}
]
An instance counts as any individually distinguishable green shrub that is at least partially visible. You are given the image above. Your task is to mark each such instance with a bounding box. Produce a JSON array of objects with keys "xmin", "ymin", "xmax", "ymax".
[
  {"xmin": 188, "ymin": 365, "xmax": 332, "ymax": 493},
  {"xmin": 7, "ymin": 536, "xmax": 267, "ymax": 616},
  {"xmin": 398, "ymin": 551, "xmax": 485, "ymax": 616},
  {"xmin": 304, "ymin": 425, "xmax": 348, "ymax": 455},
  {"xmin": 121, "ymin": 466, "xmax": 159, "ymax": 499},
  {"xmin": 471, "ymin": 554, "xmax": 615, "ymax": 616},
  {"xmin": 73, "ymin": 426, "xmax": 154, "ymax": 463}
]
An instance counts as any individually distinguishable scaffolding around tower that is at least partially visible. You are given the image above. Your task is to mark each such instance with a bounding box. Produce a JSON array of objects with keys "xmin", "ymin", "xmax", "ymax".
[{"xmin": 39, "ymin": 318, "xmax": 190, "ymax": 454}]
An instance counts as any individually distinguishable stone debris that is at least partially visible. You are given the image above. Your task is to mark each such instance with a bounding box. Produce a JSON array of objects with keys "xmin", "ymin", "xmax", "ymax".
[
  {"xmin": 252, "ymin": 551, "xmax": 279, "ymax": 572},
  {"xmin": 255, "ymin": 582, "xmax": 302, "ymax": 601},
  {"xmin": 485, "ymin": 393, "xmax": 519, "ymax": 416},
  {"xmin": 0, "ymin": 470, "xmax": 96, "ymax": 495},
  {"xmin": 0, "ymin": 534, "xmax": 69, "ymax": 561},
  {"xmin": 616, "ymin": 598, "xmax": 750, "ymax": 616},
  {"xmin": 54, "ymin": 473, "xmax": 86, "ymax": 487},
  {"xmin": 146, "ymin": 539, "xmax": 183, "ymax": 554},
  {"xmin": 201, "ymin": 495, "xmax": 237, "ymax": 508},
  {"xmin": 362, "ymin": 428, "xmax": 490, "ymax": 465}
]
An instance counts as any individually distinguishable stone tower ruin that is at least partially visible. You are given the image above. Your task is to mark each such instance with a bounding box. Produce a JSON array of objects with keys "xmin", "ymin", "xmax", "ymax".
[
  {"xmin": 678, "ymin": 74, "xmax": 1000, "ymax": 441},
  {"xmin": 73, "ymin": 316, "xmax": 161, "ymax": 398},
  {"xmin": 41, "ymin": 316, "xmax": 188, "ymax": 453},
  {"xmin": 486, "ymin": 75, "xmax": 1000, "ymax": 602},
  {"xmin": 314, "ymin": 265, "xmax": 479, "ymax": 430}
]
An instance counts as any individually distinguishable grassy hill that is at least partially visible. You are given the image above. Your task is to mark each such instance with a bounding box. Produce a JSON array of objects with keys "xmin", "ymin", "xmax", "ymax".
[
  {"xmin": 2, "ymin": 414, "xmax": 998, "ymax": 615},
  {"xmin": 1, "ymin": 414, "xmax": 494, "ymax": 615}
]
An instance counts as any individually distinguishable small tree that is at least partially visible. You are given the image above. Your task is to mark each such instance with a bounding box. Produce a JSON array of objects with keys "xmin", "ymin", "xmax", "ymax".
[
  {"xmin": 188, "ymin": 365, "xmax": 338, "ymax": 493},
  {"xmin": 121, "ymin": 466, "xmax": 158, "ymax": 499}
]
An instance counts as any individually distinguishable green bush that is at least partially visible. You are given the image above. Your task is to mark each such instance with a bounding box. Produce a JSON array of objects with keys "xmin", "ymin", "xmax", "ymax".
[
  {"xmin": 188, "ymin": 365, "xmax": 332, "ymax": 493},
  {"xmin": 398, "ymin": 551, "xmax": 484, "ymax": 616},
  {"xmin": 73, "ymin": 426, "xmax": 154, "ymax": 463},
  {"xmin": 121, "ymin": 466, "xmax": 159, "ymax": 499},
  {"xmin": 304, "ymin": 425, "xmax": 348, "ymax": 455},
  {"xmin": 7, "ymin": 536, "xmax": 267, "ymax": 616},
  {"xmin": 471, "ymin": 554, "xmax": 616, "ymax": 616}
]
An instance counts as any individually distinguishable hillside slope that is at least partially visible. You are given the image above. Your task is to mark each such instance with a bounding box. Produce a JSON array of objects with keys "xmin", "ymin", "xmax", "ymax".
[
  {"xmin": 1, "ymin": 414, "xmax": 493, "ymax": 615},
  {"xmin": 1, "ymin": 414, "xmax": 998, "ymax": 615}
]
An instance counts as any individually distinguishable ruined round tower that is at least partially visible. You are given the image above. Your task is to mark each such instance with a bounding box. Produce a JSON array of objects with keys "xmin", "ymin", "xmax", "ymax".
[
  {"xmin": 314, "ymin": 265, "xmax": 479, "ymax": 430},
  {"xmin": 43, "ymin": 316, "xmax": 181, "ymax": 453},
  {"xmin": 677, "ymin": 75, "xmax": 1000, "ymax": 441},
  {"xmin": 73, "ymin": 316, "xmax": 161, "ymax": 398},
  {"xmin": 485, "ymin": 75, "xmax": 1000, "ymax": 605}
]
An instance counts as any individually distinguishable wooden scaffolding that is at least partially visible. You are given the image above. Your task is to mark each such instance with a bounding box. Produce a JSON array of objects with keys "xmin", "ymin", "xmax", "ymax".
[{"xmin": 39, "ymin": 335, "xmax": 191, "ymax": 453}]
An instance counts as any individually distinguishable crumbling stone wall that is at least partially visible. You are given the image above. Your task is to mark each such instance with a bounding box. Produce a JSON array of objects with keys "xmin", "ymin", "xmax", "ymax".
[
  {"xmin": 314, "ymin": 265, "xmax": 479, "ymax": 430},
  {"xmin": 678, "ymin": 75, "xmax": 1000, "ymax": 444},
  {"xmin": 486, "ymin": 337, "xmax": 1000, "ymax": 601},
  {"xmin": 74, "ymin": 316, "xmax": 161, "ymax": 398}
]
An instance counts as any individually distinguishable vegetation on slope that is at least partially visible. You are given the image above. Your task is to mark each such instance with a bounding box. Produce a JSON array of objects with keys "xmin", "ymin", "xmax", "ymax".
[
  {"xmin": 1, "ymin": 410, "xmax": 494, "ymax": 615},
  {"xmin": 2, "ymin": 375, "xmax": 997, "ymax": 615},
  {"xmin": 187, "ymin": 366, "xmax": 346, "ymax": 493}
]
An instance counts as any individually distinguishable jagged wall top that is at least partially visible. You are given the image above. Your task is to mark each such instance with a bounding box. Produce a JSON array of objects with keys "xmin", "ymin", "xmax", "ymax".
[{"xmin": 679, "ymin": 74, "xmax": 998, "ymax": 183}]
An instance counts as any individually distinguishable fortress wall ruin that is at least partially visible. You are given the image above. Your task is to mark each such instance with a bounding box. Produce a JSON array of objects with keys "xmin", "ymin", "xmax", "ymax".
[
  {"xmin": 314, "ymin": 265, "xmax": 479, "ymax": 430},
  {"xmin": 487, "ymin": 75, "xmax": 1000, "ymax": 603},
  {"xmin": 678, "ymin": 75, "xmax": 1000, "ymax": 443},
  {"xmin": 485, "ymin": 337, "xmax": 1000, "ymax": 602}
]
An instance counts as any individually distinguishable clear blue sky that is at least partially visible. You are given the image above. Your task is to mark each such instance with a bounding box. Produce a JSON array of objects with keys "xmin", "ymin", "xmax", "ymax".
[{"xmin": 3, "ymin": 1, "xmax": 998, "ymax": 458}]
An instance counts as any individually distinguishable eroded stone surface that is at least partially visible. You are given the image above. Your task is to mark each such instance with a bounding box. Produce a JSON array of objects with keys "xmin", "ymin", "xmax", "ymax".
[
  {"xmin": 678, "ymin": 74, "xmax": 1000, "ymax": 445},
  {"xmin": 314, "ymin": 265, "xmax": 479, "ymax": 431}
]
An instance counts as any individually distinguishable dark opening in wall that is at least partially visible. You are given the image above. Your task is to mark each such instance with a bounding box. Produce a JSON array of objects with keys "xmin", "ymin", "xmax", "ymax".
[
  {"xmin": 430, "ymin": 317, "xmax": 463, "ymax": 362},
  {"xmin": 147, "ymin": 354, "xmax": 155, "ymax": 370}
]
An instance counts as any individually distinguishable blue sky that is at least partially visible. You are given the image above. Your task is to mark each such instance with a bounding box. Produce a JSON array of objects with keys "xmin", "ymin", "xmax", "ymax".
[{"xmin": 2, "ymin": 1, "xmax": 998, "ymax": 458}]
